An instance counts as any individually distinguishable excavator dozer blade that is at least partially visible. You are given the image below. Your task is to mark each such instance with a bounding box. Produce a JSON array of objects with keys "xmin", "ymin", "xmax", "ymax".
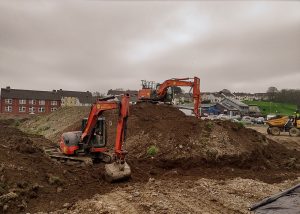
[{"xmin": 104, "ymin": 162, "xmax": 131, "ymax": 182}]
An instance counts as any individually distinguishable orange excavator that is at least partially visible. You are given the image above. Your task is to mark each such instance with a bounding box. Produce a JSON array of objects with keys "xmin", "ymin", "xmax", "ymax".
[
  {"xmin": 138, "ymin": 77, "xmax": 201, "ymax": 118},
  {"xmin": 59, "ymin": 94, "xmax": 131, "ymax": 182}
]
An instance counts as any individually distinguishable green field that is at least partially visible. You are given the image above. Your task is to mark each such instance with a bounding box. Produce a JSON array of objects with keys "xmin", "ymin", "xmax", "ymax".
[{"xmin": 244, "ymin": 100, "xmax": 297, "ymax": 116}]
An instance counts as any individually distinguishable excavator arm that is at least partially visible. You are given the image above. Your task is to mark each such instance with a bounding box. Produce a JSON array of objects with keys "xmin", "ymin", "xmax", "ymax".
[
  {"xmin": 81, "ymin": 94, "xmax": 130, "ymax": 160},
  {"xmin": 156, "ymin": 77, "xmax": 201, "ymax": 118}
]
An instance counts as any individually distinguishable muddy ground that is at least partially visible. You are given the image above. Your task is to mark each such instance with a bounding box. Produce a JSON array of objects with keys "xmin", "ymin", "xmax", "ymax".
[{"xmin": 2, "ymin": 104, "xmax": 300, "ymax": 213}]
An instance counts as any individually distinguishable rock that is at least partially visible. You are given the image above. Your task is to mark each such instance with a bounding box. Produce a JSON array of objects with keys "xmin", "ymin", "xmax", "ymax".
[
  {"xmin": 151, "ymin": 192, "xmax": 158, "ymax": 197},
  {"xmin": 148, "ymin": 178, "xmax": 155, "ymax": 183},
  {"xmin": 47, "ymin": 174, "xmax": 63, "ymax": 185},
  {"xmin": 63, "ymin": 202, "xmax": 71, "ymax": 208},
  {"xmin": 132, "ymin": 191, "xmax": 140, "ymax": 197},
  {"xmin": 31, "ymin": 183, "xmax": 41, "ymax": 191},
  {"xmin": 179, "ymin": 144, "xmax": 183, "ymax": 149},
  {"xmin": 0, "ymin": 192, "xmax": 18, "ymax": 204},
  {"xmin": 3, "ymin": 204, "xmax": 9, "ymax": 212},
  {"xmin": 57, "ymin": 187, "xmax": 63, "ymax": 193}
]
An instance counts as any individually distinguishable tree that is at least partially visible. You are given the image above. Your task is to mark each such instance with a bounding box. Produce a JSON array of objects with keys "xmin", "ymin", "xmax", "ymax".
[
  {"xmin": 92, "ymin": 91, "xmax": 105, "ymax": 98},
  {"xmin": 221, "ymin": 89, "xmax": 231, "ymax": 94},
  {"xmin": 172, "ymin": 86, "xmax": 182, "ymax": 94},
  {"xmin": 266, "ymin": 86, "xmax": 279, "ymax": 101}
]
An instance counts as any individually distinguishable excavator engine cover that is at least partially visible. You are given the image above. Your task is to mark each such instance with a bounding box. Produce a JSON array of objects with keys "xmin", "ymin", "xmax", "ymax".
[{"xmin": 104, "ymin": 161, "xmax": 131, "ymax": 182}]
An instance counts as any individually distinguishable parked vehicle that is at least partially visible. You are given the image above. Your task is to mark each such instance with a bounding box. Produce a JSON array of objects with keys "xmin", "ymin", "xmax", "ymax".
[
  {"xmin": 254, "ymin": 117, "xmax": 265, "ymax": 124},
  {"xmin": 217, "ymin": 114, "xmax": 230, "ymax": 120},
  {"xmin": 241, "ymin": 116, "xmax": 253, "ymax": 124},
  {"xmin": 207, "ymin": 115, "xmax": 218, "ymax": 120}
]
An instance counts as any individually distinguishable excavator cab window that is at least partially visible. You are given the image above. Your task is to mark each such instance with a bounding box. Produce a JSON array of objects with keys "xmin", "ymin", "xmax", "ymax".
[{"xmin": 81, "ymin": 117, "xmax": 106, "ymax": 147}]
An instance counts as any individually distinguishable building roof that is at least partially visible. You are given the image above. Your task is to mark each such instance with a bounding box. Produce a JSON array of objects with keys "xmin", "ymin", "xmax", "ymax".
[
  {"xmin": 216, "ymin": 102, "xmax": 239, "ymax": 111},
  {"xmin": 201, "ymin": 103, "xmax": 216, "ymax": 108},
  {"xmin": 107, "ymin": 89, "xmax": 138, "ymax": 97},
  {"xmin": 233, "ymin": 92, "xmax": 253, "ymax": 96},
  {"xmin": 1, "ymin": 87, "xmax": 60, "ymax": 100},
  {"xmin": 222, "ymin": 97, "xmax": 249, "ymax": 107},
  {"xmin": 1, "ymin": 87, "xmax": 94, "ymax": 104}
]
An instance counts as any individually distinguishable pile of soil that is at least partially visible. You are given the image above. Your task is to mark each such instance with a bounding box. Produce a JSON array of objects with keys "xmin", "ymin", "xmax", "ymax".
[
  {"xmin": 20, "ymin": 106, "xmax": 90, "ymax": 142},
  {"xmin": 0, "ymin": 120, "xmax": 113, "ymax": 213},
  {"xmin": 19, "ymin": 103, "xmax": 300, "ymax": 170},
  {"xmin": 102, "ymin": 103, "xmax": 300, "ymax": 170},
  {"xmin": 2, "ymin": 103, "xmax": 300, "ymax": 213}
]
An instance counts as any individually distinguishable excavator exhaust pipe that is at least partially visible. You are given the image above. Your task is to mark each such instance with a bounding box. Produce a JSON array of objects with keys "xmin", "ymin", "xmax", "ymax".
[{"xmin": 104, "ymin": 161, "xmax": 131, "ymax": 182}]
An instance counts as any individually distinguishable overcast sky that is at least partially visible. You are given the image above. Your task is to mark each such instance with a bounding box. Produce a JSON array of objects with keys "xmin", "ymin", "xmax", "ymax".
[{"xmin": 0, "ymin": 1, "xmax": 299, "ymax": 93}]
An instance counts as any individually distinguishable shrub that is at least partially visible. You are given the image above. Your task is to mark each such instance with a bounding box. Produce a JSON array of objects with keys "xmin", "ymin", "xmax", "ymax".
[
  {"xmin": 236, "ymin": 122, "xmax": 245, "ymax": 129},
  {"xmin": 206, "ymin": 121, "xmax": 214, "ymax": 130},
  {"xmin": 147, "ymin": 145, "xmax": 159, "ymax": 156},
  {"xmin": 14, "ymin": 120, "xmax": 20, "ymax": 127}
]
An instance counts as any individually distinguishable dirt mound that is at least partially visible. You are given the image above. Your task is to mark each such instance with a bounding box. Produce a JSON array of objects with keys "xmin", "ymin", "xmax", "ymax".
[
  {"xmin": 124, "ymin": 103, "xmax": 300, "ymax": 170},
  {"xmin": 0, "ymin": 121, "xmax": 115, "ymax": 213},
  {"xmin": 19, "ymin": 103, "xmax": 300, "ymax": 170},
  {"xmin": 20, "ymin": 106, "xmax": 90, "ymax": 142}
]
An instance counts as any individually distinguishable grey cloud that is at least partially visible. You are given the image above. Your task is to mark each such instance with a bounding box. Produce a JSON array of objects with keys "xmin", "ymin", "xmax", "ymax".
[{"xmin": 0, "ymin": 1, "xmax": 299, "ymax": 93}]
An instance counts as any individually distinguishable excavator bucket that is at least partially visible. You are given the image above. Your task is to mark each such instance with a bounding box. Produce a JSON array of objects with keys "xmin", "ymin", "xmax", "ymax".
[{"xmin": 104, "ymin": 161, "xmax": 131, "ymax": 182}]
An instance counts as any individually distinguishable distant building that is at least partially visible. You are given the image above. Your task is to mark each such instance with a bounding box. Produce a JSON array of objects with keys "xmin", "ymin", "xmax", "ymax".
[
  {"xmin": 233, "ymin": 92, "xmax": 268, "ymax": 101},
  {"xmin": 56, "ymin": 89, "xmax": 93, "ymax": 106},
  {"xmin": 248, "ymin": 105, "xmax": 262, "ymax": 117},
  {"xmin": 219, "ymin": 97, "xmax": 249, "ymax": 115},
  {"xmin": 253, "ymin": 93, "xmax": 268, "ymax": 101},
  {"xmin": 201, "ymin": 92, "xmax": 223, "ymax": 103},
  {"xmin": 201, "ymin": 104, "xmax": 219, "ymax": 115},
  {"xmin": 0, "ymin": 87, "xmax": 93, "ymax": 115},
  {"xmin": 216, "ymin": 102, "xmax": 240, "ymax": 116}
]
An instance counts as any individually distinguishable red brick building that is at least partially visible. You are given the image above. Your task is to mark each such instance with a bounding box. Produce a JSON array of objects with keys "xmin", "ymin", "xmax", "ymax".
[{"xmin": 0, "ymin": 87, "xmax": 93, "ymax": 115}]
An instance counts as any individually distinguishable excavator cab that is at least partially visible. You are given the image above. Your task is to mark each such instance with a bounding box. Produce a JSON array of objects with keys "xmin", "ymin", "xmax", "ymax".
[
  {"xmin": 81, "ymin": 117, "xmax": 106, "ymax": 148},
  {"xmin": 60, "ymin": 117, "xmax": 107, "ymax": 156}
]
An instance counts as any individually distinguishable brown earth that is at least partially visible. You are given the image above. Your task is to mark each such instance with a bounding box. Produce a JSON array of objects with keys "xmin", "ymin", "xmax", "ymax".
[
  {"xmin": 3, "ymin": 103, "xmax": 300, "ymax": 213},
  {"xmin": 102, "ymin": 103, "xmax": 300, "ymax": 171},
  {"xmin": 0, "ymin": 120, "xmax": 115, "ymax": 213}
]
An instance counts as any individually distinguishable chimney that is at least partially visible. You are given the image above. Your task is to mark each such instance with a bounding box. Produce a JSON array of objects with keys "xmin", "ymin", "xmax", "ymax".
[{"xmin": 6, "ymin": 86, "xmax": 10, "ymax": 90}]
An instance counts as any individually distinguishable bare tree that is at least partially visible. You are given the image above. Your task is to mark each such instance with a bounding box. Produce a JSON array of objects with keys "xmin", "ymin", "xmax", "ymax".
[{"xmin": 266, "ymin": 86, "xmax": 279, "ymax": 101}]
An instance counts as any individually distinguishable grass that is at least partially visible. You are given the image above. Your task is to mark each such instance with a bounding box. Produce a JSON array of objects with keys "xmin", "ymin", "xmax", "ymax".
[
  {"xmin": 147, "ymin": 145, "xmax": 159, "ymax": 156},
  {"xmin": 244, "ymin": 100, "xmax": 297, "ymax": 116}
]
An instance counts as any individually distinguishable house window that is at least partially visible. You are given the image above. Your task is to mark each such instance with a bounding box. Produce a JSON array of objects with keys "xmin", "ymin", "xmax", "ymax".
[
  {"xmin": 5, "ymin": 99, "xmax": 12, "ymax": 104},
  {"xmin": 38, "ymin": 107, "xmax": 45, "ymax": 113},
  {"xmin": 51, "ymin": 101, "xmax": 57, "ymax": 106},
  {"xmin": 29, "ymin": 107, "xmax": 35, "ymax": 113},
  {"xmin": 39, "ymin": 100, "xmax": 45, "ymax": 105},
  {"xmin": 5, "ymin": 106, "xmax": 12, "ymax": 112},
  {"xmin": 29, "ymin": 100, "xmax": 36, "ymax": 105},
  {"xmin": 19, "ymin": 99, "xmax": 26, "ymax": 104},
  {"xmin": 51, "ymin": 107, "xmax": 57, "ymax": 112},
  {"xmin": 19, "ymin": 106, "xmax": 26, "ymax": 112}
]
